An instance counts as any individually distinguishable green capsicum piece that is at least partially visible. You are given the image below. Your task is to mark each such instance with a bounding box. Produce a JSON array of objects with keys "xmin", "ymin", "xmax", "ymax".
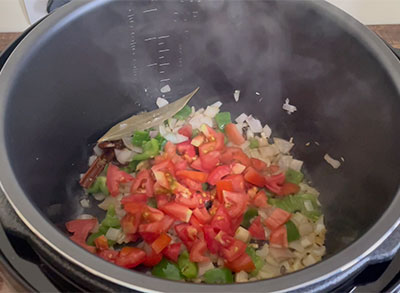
[
  {"xmin": 173, "ymin": 105, "xmax": 192, "ymax": 120},
  {"xmin": 285, "ymin": 168, "xmax": 304, "ymax": 185},
  {"xmin": 101, "ymin": 205, "xmax": 120, "ymax": 228},
  {"xmin": 215, "ymin": 112, "xmax": 232, "ymax": 131},
  {"xmin": 152, "ymin": 258, "xmax": 183, "ymax": 281},
  {"xmin": 246, "ymin": 246, "xmax": 264, "ymax": 277},
  {"xmin": 249, "ymin": 138, "xmax": 259, "ymax": 149},
  {"xmin": 132, "ymin": 138, "xmax": 160, "ymax": 161},
  {"xmin": 132, "ymin": 130, "xmax": 150, "ymax": 146},
  {"xmin": 87, "ymin": 176, "xmax": 109, "ymax": 195},
  {"xmin": 178, "ymin": 251, "xmax": 198, "ymax": 279},
  {"xmin": 203, "ymin": 268, "xmax": 233, "ymax": 284},
  {"xmin": 241, "ymin": 208, "xmax": 258, "ymax": 228},
  {"xmin": 286, "ymin": 220, "xmax": 300, "ymax": 242}
]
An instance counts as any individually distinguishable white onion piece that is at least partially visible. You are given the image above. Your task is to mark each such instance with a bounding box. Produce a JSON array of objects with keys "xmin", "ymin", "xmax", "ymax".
[
  {"xmin": 304, "ymin": 200, "xmax": 314, "ymax": 211},
  {"xmin": 298, "ymin": 222, "xmax": 313, "ymax": 236},
  {"xmin": 211, "ymin": 101, "xmax": 222, "ymax": 108},
  {"xmin": 256, "ymin": 244, "xmax": 269, "ymax": 258},
  {"xmin": 324, "ymin": 153, "xmax": 341, "ymax": 169},
  {"xmin": 77, "ymin": 214, "xmax": 94, "ymax": 220},
  {"xmin": 115, "ymin": 148, "xmax": 134, "ymax": 165},
  {"xmin": 156, "ymin": 97, "xmax": 169, "ymax": 108},
  {"xmin": 263, "ymin": 124, "xmax": 272, "ymax": 138},
  {"xmin": 235, "ymin": 123, "xmax": 244, "ymax": 134},
  {"xmin": 302, "ymin": 254, "xmax": 317, "ymax": 266},
  {"xmin": 93, "ymin": 144, "xmax": 103, "ymax": 156},
  {"xmin": 164, "ymin": 133, "xmax": 188, "ymax": 144},
  {"xmin": 204, "ymin": 106, "xmax": 220, "ymax": 118},
  {"xmin": 245, "ymin": 115, "xmax": 263, "ymax": 133},
  {"xmin": 93, "ymin": 193, "xmax": 106, "ymax": 201},
  {"xmin": 88, "ymin": 155, "xmax": 97, "ymax": 167},
  {"xmin": 235, "ymin": 271, "xmax": 249, "ymax": 283},
  {"xmin": 282, "ymin": 98, "xmax": 297, "ymax": 114},
  {"xmin": 288, "ymin": 240, "xmax": 305, "ymax": 252},
  {"xmin": 168, "ymin": 118, "xmax": 177, "ymax": 129},
  {"xmin": 159, "ymin": 124, "xmax": 168, "ymax": 136},
  {"xmin": 246, "ymin": 128, "xmax": 254, "ymax": 139},
  {"xmin": 235, "ymin": 113, "xmax": 248, "ymax": 124},
  {"xmin": 198, "ymin": 261, "xmax": 215, "ymax": 277},
  {"xmin": 149, "ymin": 130, "xmax": 159, "ymax": 138},
  {"xmin": 189, "ymin": 114, "xmax": 213, "ymax": 129},
  {"xmin": 121, "ymin": 136, "xmax": 136, "ymax": 151},
  {"xmin": 278, "ymin": 155, "xmax": 293, "ymax": 171},
  {"xmin": 240, "ymin": 140, "xmax": 250, "ymax": 150},
  {"xmin": 269, "ymin": 247, "xmax": 294, "ymax": 262},
  {"xmin": 160, "ymin": 84, "xmax": 171, "ymax": 93},
  {"xmin": 98, "ymin": 196, "xmax": 117, "ymax": 210},
  {"xmin": 274, "ymin": 138, "xmax": 294, "ymax": 154},
  {"xmin": 80, "ymin": 198, "xmax": 90, "ymax": 208},
  {"xmin": 233, "ymin": 90, "xmax": 240, "ymax": 102},
  {"xmin": 106, "ymin": 228, "xmax": 122, "ymax": 241},
  {"xmin": 290, "ymin": 159, "xmax": 303, "ymax": 172}
]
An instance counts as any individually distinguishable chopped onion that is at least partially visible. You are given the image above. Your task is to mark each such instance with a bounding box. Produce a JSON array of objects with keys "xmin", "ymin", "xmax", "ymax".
[
  {"xmin": 269, "ymin": 247, "xmax": 293, "ymax": 262},
  {"xmin": 88, "ymin": 155, "xmax": 97, "ymax": 167},
  {"xmin": 98, "ymin": 196, "xmax": 117, "ymax": 210},
  {"xmin": 235, "ymin": 123, "xmax": 244, "ymax": 134},
  {"xmin": 164, "ymin": 132, "xmax": 189, "ymax": 144},
  {"xmin": 198, "ymin": 261, "xmax": 215, "ymax": 277},
  {"xmin": 324, "ymin": 153, "xmax": 341, "ymax": 169},
  {"xmin": 233, "ymin": 90, "xmax": 240, "ymax": 102},
  {"xmin": 274, "ymin": 138, "xmax": 294, "ymax": 154},
  {"xmin": 160, "ymin": 84, "xmax": 171, "ymax": 93},
  {"xmin": 278, "ymin": 155, "xmax": 293, "ymax": 171},
  {"xmin": 77, "ymin": 214, "xmax": 94, "ymax": 220},
  {"xmin": 156, "ymin": 97, "xmax": 169, "ymax": 108},
  {"xmin": 256, "ymin": 244, "xmax": 269, "ymax": 258},
  {"xmin": 240, "ymin": 140, "xmax": 250, "ymax": 150},
  {"xmin": 211, "ymin": 101, "xmax": 222, "ymax": 108},
  {"xmin": 259, "ymin": 146, "xmax": 279, "ymax": 158},
  {"xmin": 299, "ymin": 183, "xmax": 320, "ymax": 196},
  {"xmin": 290, "ymin": 159, "xmax": 303, "ymax": 172},
  {"xmin": 282, "ymin": 98, "xmax": 297, "ymax": 114},
  {"xmin": 245, "ymin": 115, "xmax": 263, "ymax": 133},
  {"xmin": 298, "ymin": 222, "xmax": 314, "ymax": 236},
  {"xmin": 315, "ymin": 216, "xmax": 326, "ymax": 234},
  {"xmin": 93, "ymin": 144, "xmax": 103, "ymax": 156},
  {"xmin": 168, "ymin": 118, "xmax": 177, "ymax": 129},
  {"xmin": 235, "ymin": 271, "xmax": 249, "ymax": 283},
  {"xmin": 300, "ymin": 236, "xmax": 313, "ymax": 248},
  {"xmin": 122, "ymin": 136, "xmax": 136, "ymax": 151},
  {"xmin": 204, "ymin": 106, "xmax": 220, "ymax": 118},
  {"xmin": 311, "ymin": 245, "xmax": 326, "ymax": 257},
  {"xmin": 263, "ymin": 124, "xmax": 272, "ymax": 138},
  {"xmin": 80, "ymin": 198, "xmax": 90, "ymax": 208},
  {"xmin": 302, "ymin": 254, "xmax": 317, "ymax": 266},
  {"xmin": 246, "ymin": 128, "xmax": 254, "ymax": 139},
  {"xmin": 235, "ymin": 113, "xmax": 248, "ymax": 124},
  {"xmin": 304, "ymin": 200, "xmax": 314, "ymax": 211},
  {"xmin": 288, "ymin": 240, "xmax": 305, "ymax": 252},
  {"xmin": 159, "ymin": 124, "xmax": 168, "ymax": 136},
  {"xmin": 93, "ymin": 193, "xmax": 106, "ymax": 201},
  {"xmin": 106, "ymin": 228, "xmax": 122, "ymax": 241},
  {"xmin": 115, "ymin": 148, "xmax": 134, "ymax": 165}
]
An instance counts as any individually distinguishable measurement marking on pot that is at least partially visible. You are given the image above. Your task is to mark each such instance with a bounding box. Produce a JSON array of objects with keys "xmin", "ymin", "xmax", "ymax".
[
  {"xmin": 158, "ymin": 35, "xmax": 170, "ymax": 39},
  {"xmin": 142, "ymin": 8, "xmax": 158, "ymax": 13},
  {"xmin": 158, "ymin": 42, "xmax": 164, "ymax": 46},
  {"xmin": 159, "ymin": 56, "xmax": 165, "ymax": 59},
  {"xmin": 147, "ymin": 63, "xmax": 158, "ymax": 67},
  {"xmin": 160, "ymin": 71, "xmax": 165, "ymax": 74},
  {"xmin": 159, "ymin": 63, "xmax": 170, "ymax": 67},
  {"xmin": 160, "ymin": 78, "xmax": 170, "ymax": 82},
  {"xmin": 159, "ymin": 49, "xmax": 170, "ymax": 53},
  {"xmin": 144, "ymin": 37, "xmax": 157, "ymax": 42}
]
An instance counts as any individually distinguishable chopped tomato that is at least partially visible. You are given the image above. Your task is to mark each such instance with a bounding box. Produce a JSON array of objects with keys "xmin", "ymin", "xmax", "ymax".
[
  {"xmin": 151, "ymin": 232, "xmax": 172, "ymax": 254},
  {"xmin": 152, "ymin": 170, "xmax": 170, "ymax": 190},
  {"xmin": 200, "ymin": 124, "xmax": 218, "ymax": 140},
  {"xmin": 175, "ymin": 224, "xmax": 198, "ymax": 250},
  {"xmin": 244, "ymin": 167, "xmax": 266, "ymax": 187},
  {"xmin": 200, "ymin": 151, "xmax": 220, "ymax": 171},
  {"xmin": 181, "ymin": 178, "xmax": 203, "ymax": 192},
  {"xmin": 221, "ymin": 239, "xmax": 247, "ymax": 262},
  {"xmin": 222, "ymin": 190, "xmax": 248, "ymax": 219},
  {"xmin": 210, "ymin": 206, "xmax": 232, "ymax": 235},
  {"xmin": 231, "ymin": 162, "xmax": 246, "ymax": 174},
  {"xmin": 173, "ymin": 156, "xmax": 188, "ymax": 171},
  {"xmin": 143, "ymin": 247, "xmax": 163, "ymax": 267},
  {"xmin": 207, "ymin": 165, "xmax": 231, "ymax": 185},
  {"xmin": 225, "ymin": 253, "xmax": 255, "ymax": 273},
  {"xmin": 191, "ymin": 134, "xmax": 205, "ymax": 147},
  {"xmin": 264, "ymin": 208, "xmax": 291, "ymax": 230},
  {"xmin": 270, "ymin": 225, "xmax": 288, "ymax": 248},
  {"xmin": 248, "ymin": 216, "xmax": 266, "ymax": 240},
  {"xmin": 131, "ymin": 169, "xmax": 154, "ymax": 197},
  {"xmin": 175, "ymin": 193, "xmax": 200, "ymax": 209},
  {"xmin": 115, "ymin": 247, "xmax": 146, "ymax": 269},
  {"xmin": 171, "ymin": 181, "xmax": 191, "ymax": 198},
  {"xmin": 155, "ymin": 194, "xmax": 168, "ymax": 208},
  {"xmin": 121, "ymin": 193, "xmax": 147, "ymax": 204},
  {"xmin": 176, "ymin": 170, "xmax": 208, "ymax": 183},
  {"xmin": 214, "ymin": 230, "xmax": 235, "ymax": 248},
  {"xmin": 224, "ymin": 174, "xmax": 246, "ymax": 192},
  {"xmin": 191, "ymin": 158, "xmax": 208, "ymax": 172},
  {"xmin": 264, "ymin": 173, "xmax": 286, "ymax": 194},
  {"xmin": 253, "ymin": 190, "xmax": 268, "ymax": 208},
  {"xmin": 177, "ymin": 141, "xmax": 196, "ymax": 159},
  {"xmin": 178, "ymin": 124, "xmax": 193, "ymax": 138},
  {"xmin": 225, "ymin": 123, "xmax": 245, "ymax": 145},
  {"xmin": 251, "ymin": 158, "xmax": 267, "ymax": 171},
  {"xmin": 151, "ymin": 159, "xmax": 175, "ymax": 175},
  {"xmin": 277, "ymin": 182, "xmax": 300, "ymax": 196},
  {"xmin": 190, "ymin": 214, "xmax": 203, "ymax": 230},
  {"xmin": 215, "ymin": 132, "xmax": 225, "ymax": 151},
  {"xmin": 160, "ymin": 215, "xmax": 175, "ymax": 232},
  {"xmin": 190, "ymin": 239, "xmax": 210, "ymax": 263},
  {"xmin": 65, "ymin": 219, "xmax": 97, "ymax": 253},
  {"xmin": 232, "ymin": 214, "xmax": 244, "ymax": 232},
  {"xmin": 193, "ymin": 207, "xmax": 212, "ymax": 224},
  {"xmin": 123, "ymin": 202, "xmax": 146, "ymax": 215},
  {"xmin": 164, "ymin": 141, "xmax": 177, "ymax": 157},
  {"xmin": 233, "ymin": 149, "xmax": 252, "ymax": 167},
  {"xmin": 142, "ymin": 206, "xmax": 164, "ymax": 223},
  {"xmin": 94, "ymin": 235, "xmax": 109, "ymax": 250},
  {"xmin": 162, "ymin": 243, "xmax": 182, "ymax": 262},
  {"xmin": 98, "ymin": 249, "xmax": 119, "ymax": 263},
  {"xmin": 121, "ymin": 212, "xmax": 141, "ymax": 234},
  {"xmin": 160, "ymin": 202, "xmax": 193, "ymax": 222},
  {"xmin": 203, "ymin": 225, "xmax": 220, "ymax": 254},
  {"xmin": 199, "ymin": 141, "xmax": 216, "ymax": 156},
  {"xmin": 139, "ymin": 221, "xmax": 164, "ymax": 243},
  {"xmin": 265, "ymin": 164, "xmax": 281, "ymax": 175},
  {"xmin": 216, "ymin": 180, "xmax": 233, "ymax": 202},
  {"xmin": 107, "ymin": 164, "xmax": 134, "ymax": 197}
]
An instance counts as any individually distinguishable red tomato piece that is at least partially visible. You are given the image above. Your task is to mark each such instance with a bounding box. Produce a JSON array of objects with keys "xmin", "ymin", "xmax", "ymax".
[
  {"xmin": 214, "ymin": 230, "xmax": 235, "ymax": 248},
  {"xmin": 224, "ymin": 174, "xmax": 246, "ymax": 192},
  {"xmin": 176, "ymin": 170, "xmax": 208, "ymax": 183},
  {"xmin": 265, "ymin": 164, "xmax": 281, "ymax": 175},
  {"xmin": 253, "ymin": 190, "xmax": 268, "ymax": 208},
  {"xmin": 164, "ymin": 141, "xmax": 177, "ymax": 156},
  {"xmin": 160, "ymin": 215, "xmax": 175, "ymax": 233},
  {"xmin": 121, "ymin": 193, "xmax": 148, "ymax": 204},
  {"xmin": 143, "ymin": 247, "xmax": 163, "ymax": 267},
  {"xmin": 216, "ymin": 180, "xmax": 234, "ymax": 202},
  {"xmin": 200, "ymin": 151, "xmax": 220, "ymax": 171},
  {"xmin": 270, "ymin": 225, "xmax": 288, "ymax": 248},
  {"xmin": 191, "ymin": 134, "xmax": 205, "ymax": 147},
  {"xmin": 181, "ymin": 178, "xmax": 203, "ymax": 192},
  {"xmin": 210, "ymin": 206, "xmax": 233, "ymax": 235},
  {"xmin": 200, "ymin": 124, "xmax": 218, "ymax": 140},
  {"xmin": 173, "ymin": 156, "xmax": 189, "ymax": 171},
  {"xmin": 115, "ymin": 247, "xmax": 146, "ymax": 269},
  {"xmin": 203, "ymin": 225, "xmax": 220, "ymax": 254},
  {"xmin": 199, "ymin": 141, "xmax": 216, "ymax": 156},
  {"xmin": 139, "ymin": 221, "xmax": 164, "ymax": 243},
  {"xmin": 225, "ymin": 123, "xmax": 245, "ymax": 145},
  {"xmin": 121, "ymin": 212, "xmax": 141, "ymax": 234},
  {"xmin": 162, "ymin": 243, "xmax": 182, "ymax": 262},
  {"xmin": 65, "ymin": 219, "xmax": 97, "ymax": 253},
  {"xmin": 123, "ymin": 202, "xmax": 146, "ymax": 215},
  {"xmin": 98, "ymin": 249, "xmax": 119, "ymax": 263},
  {"xmin": 190, "ymin": 239, "xmax": 210, "ymax": 263},
  {"xmin": 178, "ymin": 124, "xmax": 193, "ymax": 138},
  {"xmin": 244, "ymin": 167, "xmax": 266, "ymax": 187},
  {"xmin": 175, "ymin": 224, "xmax": 198, "ymax": 250},
  {"xmin": 190, "ymin": 214, "xmax": 203, "ymax": 231},
  {"xmin": 190, "ymin": 158, "xmax": 208, "ymax": 172},
  {"xmin": 207, "ymin": 165, "xmax": 231, "ymax": 185},
  {"xmin": 131, "ymin": 169, "xmax": 154, "ymax": 197},
  {"xmin": 222, "ymin": 190, "xmax": 248, "ymax": 219},
  {"xmin": 277, "ymin": 182, "xmax": 300, "ymax": 196},
  {"xmin": 248, "ymin": 216, "xmax": 266, "ymax": 240},
  {"xmin": 151, "ymin": 159, "xmax": 175, "ymax": 175},
  {"xmin": 264, "ymin": 172, "xmax": 286, "ymax": 194},
  {"xmin": 151, "ymin": 232, "xmax": 172, "ymax": 254},
  {"xmin": 225, "ymin": 253, "xmax": 255, "ymax": 273},
  {"xmin": 193, "ymin": 207, "xmax": 212, "ymax": 224},
  {"xmin": 231, "ymin": 162, "xmax": 246, "ymax": 174},
  {"xmin": 94, "ymin": 235, "xmax": 109, "ymax": 250},
  {"xmin": 215, "ymin": 132, "xmax": 226, "ymax": 151},
  {"xmin": 221, "ymin": 239, "xmax": 247, "ymax": 262},
  {"xmin": 177, "ymin": 141, "xmax": 196, "ymax": 163},
  {"xmin": 142, "ymin": 206, "xmax": 164, "ymax": 223},
  {"xmin": 160, "ymin": 202, "xmax": 193, "ymax": 222},
  {"xmin": 264, "ymin": 208, "xmax": 291, "ymax": 230},
  {"xmin": 155, "ymin": 194, "xmax": 169, "ymax": 208},
  {"xmin": 152, "ymin": 170, "xmax": 170, "ymax": 190},
  {"xmin": 171, "ymin": 181, "xmax": 191, "ymax": 198},
  {"xmin": 251, "ymin": 158, "xmax": 267, "ymax": 171},
  {"xmin": 106, "ymin": 164, "xmax": 134, "ymax": 197},
  {"xmin": 175, "ymin": 193, "xmax": 201, "ymax": 209},
  {"xmin": 232, "ymin": 150, "xmax": 252, "ymax": 167}
]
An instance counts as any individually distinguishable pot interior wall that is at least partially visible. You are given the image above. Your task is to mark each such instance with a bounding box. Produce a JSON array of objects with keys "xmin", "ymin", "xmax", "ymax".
[{"xmin": 4, "ymin": 0, "xmax": 400, "ymax": 260}]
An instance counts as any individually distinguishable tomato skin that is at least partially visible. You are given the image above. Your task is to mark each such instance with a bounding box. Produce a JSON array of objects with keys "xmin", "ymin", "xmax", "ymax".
[
  {"xmin": 115, "ymin": 247, "xmax": 146, "ymax": 269},
  {"xmin": 160, "ymin": 202, "xmax": 193, "ymax": 222},
  {"xmin": 232, "ymin": 149, "xmax": 252, "ymax": 167},
  {"xmin": 264, "ymin": 208, "xmax": 291, "ymax": 230},
  {"xmin": 224, "ymin": 174, "xmax": 246, "ymax": 192},
  {"xmin": 251, "ymin": 158, "xmax": 267, "ymax": 171},
  {"xmin": 216, "ymin": 180, "xmax": 233, "ymax": 202},
  {"xmin": 151, "ymin": 232, "xmax": 172, "ymax": 254},
  {"xmin": 143, "ymin": 247, "xmax": 163, "ymax": 267},
  {"xmin": 221, "ymin": 239, "xmax": 247, "ymax": 262},
  {"xmin": 200, "ymin": 151, "xmax": 220, "ymax": 171},
  {"xmin": 270, "ymin": 225, "xmax": 288, "ymax": 248},
  {"xmin": 222, "ymin": 190, "xmax": 248, "ymax": 219},
  {"xmin": 178, "ymin": 124, "xmax": 193, "ymax": 138},
  {"xmin": 225, "ymin": 123, "xmax": 245, "ymax": 145},
  {"xmin": 94, "ymin": 235, "xmax": 109, "ymax": 250},
  {"xmin": 65, "ymin": 219, "xmax": 97, "ymax": 253},
  {"xmin": 107, "ymin": 164, "xmax": 134, "ymax": 197},
  {"xmin": 121, "ymin": 212, "xmax": 141, "ymax": 234},
  {"xmin": 225, "ymin": 253, "xmax": 255, "ymax": 273},
  {"xmin": 193, "ymin": 207, "xmax": 212, "ymax": 224},
  {"xmin": 248, "ymin": 216, "xmax": 266, "ymax": 240},
  {"xmin": 98, "ymin": 249, "xmax": 119, "ymax": 263},
  {"xmin": 278, "ymin": 182, "xmax": 300, "ymax": 196},
  {"xmin": 176, "ymin": 170, "xmax": 208, "ymax": 183},
  {"xmin": 253, "ymin": 190, "xmax": 268, "ymax": 208},
  {"xmin": 222, "ymin": 148, "xmax": 251, "ymax": 166},
  {"xmin": 244, "ymin": 167, "xmax": 266, "ymax": 187},
  {"xmin": 264, "ymin": 173, "xmax": 286, "ymax": 194},
  {"xmin": 207, "ymin": 165, "xmax": 231, "ymax": 185},
  {"xmin": 160, "ymin": 215, "xmax": 175, "ymax": 233},
  {"xmin": 203, "ymin": 225, "xmax": 220, "ymax": 254},
  {"xmin": 162, "ymin": 243, "xmax": 182, "ymax": 262},
  {"xmin": 151, "ymin": 159, "xmax": 175, "ymax": 175},
  {"xmin": 131, "ymin": 169, "xmax": 154, "ymax": 197},
  {"xmin": 210, "ymin": 206, "xmax": 233, "ymax": 235},
  {"xmin": 190, "ymin": 239, "xmax": 210, "ymax": 263}
]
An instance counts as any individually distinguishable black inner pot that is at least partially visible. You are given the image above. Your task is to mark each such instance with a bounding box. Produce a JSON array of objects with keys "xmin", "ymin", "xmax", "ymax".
[{"xmin": 1, "ymin": 0, "xmax": 400, "ymax": 291}]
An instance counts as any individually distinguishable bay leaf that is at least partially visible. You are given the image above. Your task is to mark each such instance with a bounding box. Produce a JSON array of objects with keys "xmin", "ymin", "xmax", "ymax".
[{"xmin": 98, "ymin": 87, "xmax": 199, "ymax": 142}]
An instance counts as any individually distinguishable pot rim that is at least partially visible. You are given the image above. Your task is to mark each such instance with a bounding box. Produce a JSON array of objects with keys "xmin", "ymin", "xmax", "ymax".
[{"xmin": 0, "ymin": 0, "xmax": 399, "ymax": 292}]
